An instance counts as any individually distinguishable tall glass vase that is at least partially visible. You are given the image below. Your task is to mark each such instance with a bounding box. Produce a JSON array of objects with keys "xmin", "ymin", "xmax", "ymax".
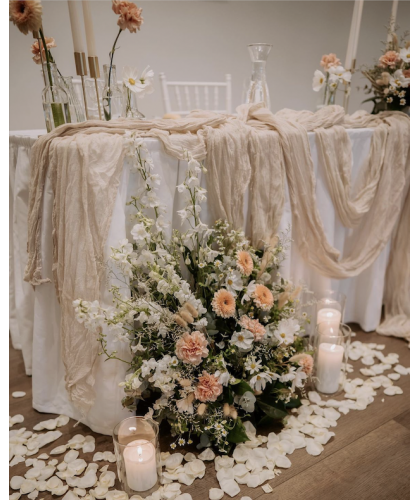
[
  {"xmin": 61, "ymin": 76, "xmax": 86, "ymax": 123},
  {"xmin": 103, "ymin": 64, "xmax": 123, "ymax": 121},
  {"xmin": 123, "ymin": 86, "xmax": 145, "ymax": 119},
  {"xmin": 245, "ymin": 43, "xmax": 272, "ymax": 109},
  {"xmin": 41, "ymin": 62, "xmax": 71, "ymax": 133}
]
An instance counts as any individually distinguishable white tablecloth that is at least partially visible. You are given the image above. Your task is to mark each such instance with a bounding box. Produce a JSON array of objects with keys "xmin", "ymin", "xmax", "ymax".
[{"xmin": 9, "ymin": 127, "xmax": 390, "ymax": 434}]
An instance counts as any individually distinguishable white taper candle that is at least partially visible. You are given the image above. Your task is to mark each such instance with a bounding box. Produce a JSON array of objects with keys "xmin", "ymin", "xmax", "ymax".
[
  {"xmin": 344, "ymin": 1, "xmax": 364, "ymax": 70},
  {"xmin": 82, "ymin": 0, "xmax": 97, "ymax": 57},
  {"xmin": 68, "ymin": 1, "xmax": 85, "ymax": 53},
  {"xmin": 388, "ymin": 0, "xmax": 399, "ymax": 42}
]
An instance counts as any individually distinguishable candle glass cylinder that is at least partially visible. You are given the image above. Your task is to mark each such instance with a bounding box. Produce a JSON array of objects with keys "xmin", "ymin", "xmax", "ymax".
[
  {"xmin": 103, "ymin": 64, "xmax": 123, "ymax": 121},
  {"xmin": 309, "ymin": 322, "xmax": 351, "ymax": 396},
  {"xmin": 295, "ymin": 290, "xmax": 318, "ymax": 339},
  {"xmin": 315, "ymin": 290, "xmax": 346, "ymax": 335},
  {"xmin": 113, "ymin": 416, "xmax": 161, "ymax": 496}
]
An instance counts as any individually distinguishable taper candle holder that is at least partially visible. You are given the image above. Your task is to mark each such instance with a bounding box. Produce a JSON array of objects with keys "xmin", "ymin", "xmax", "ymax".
[
  {"xmin": 74, "ymin": 52, "xmax": 89, "ymax": 119},
  {"xmin": 88, "ymin": 55, "xmax": 103, "ymax": 120},
  {"xmin": 343, "ymin": 58, "xmax": 356, "ymax": 114}
]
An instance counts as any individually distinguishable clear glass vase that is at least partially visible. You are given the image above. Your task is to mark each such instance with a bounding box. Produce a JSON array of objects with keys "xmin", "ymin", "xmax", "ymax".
[
  {"xmin": 103, "ymin": 64, "xmax": 123, "ymax": 121},
  {"xmin": 61, "ymin": 76, "xmax": 86, "ymax": 123},
  {"xmin": 123, "ymin": 86, "xmax": 145, "ymax": 119},
  {"xmin": 42, "ymin": 62, "xmax": 71, "ymax": 133},
  {"xmin": 245, "ymin": 43, "xmax": 272, "ymax": 109},
  {"xmin": 113, "ymin": 417, "xmax": 161, "ymax": 496}
]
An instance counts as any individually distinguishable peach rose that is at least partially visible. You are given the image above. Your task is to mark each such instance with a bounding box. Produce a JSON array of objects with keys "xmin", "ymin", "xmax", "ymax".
[
  {"xmin": 237, "ymin": 251, "xmax": 254, "ymax": 276},
  {"xmin": 194, "ymin": 371, "xmax": 223, "ymax": 402},
  {"xmin": 252, "ymin": 284, "xmax": 274, "ymax": 311},
  {"xmin": 320, "ymin": 53, "xmax": 341, "ymax": 69},
  {"xmin": 379, "ymin": 51, "xmax": 400, "ymax": 69},
  {"xmin": 238, "ymin": 315, "xmax": 266, "ymax": 341},
  {"xmin": 113, "ymin": 0, "xmax": 144, "ymax": 33},
  {"xmin": 175, "ymin": 331, "xmax": 209, "ymax": 366}
]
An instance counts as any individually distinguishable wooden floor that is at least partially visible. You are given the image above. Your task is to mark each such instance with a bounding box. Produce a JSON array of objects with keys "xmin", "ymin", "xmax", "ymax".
[{"xmin": 9, "ymin": 327, "xmax": 410, "ymax": 499}]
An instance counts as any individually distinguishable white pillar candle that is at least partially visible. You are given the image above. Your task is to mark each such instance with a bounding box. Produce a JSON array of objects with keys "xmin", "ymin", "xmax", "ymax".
[
  {"xmin": 82, "ymin": 0, "xmax": 97, "ymax": 57},
  {"xmin": 316, "ymin": 343, "xmax": 344, "ymax": 394},
  {"xmin": 123, "ymin": 439, "xmax": 157, "ymax": 492},
  {"xmin": 317, "ymin": 308, "xmax": 341, "ymax": 334},
  {"xmin": 68, "ymin": 1, "xmax": 85, "ymax": 53}
]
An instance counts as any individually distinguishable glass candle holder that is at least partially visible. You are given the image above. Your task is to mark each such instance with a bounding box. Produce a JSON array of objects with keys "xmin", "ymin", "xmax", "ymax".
[
  {"xmin": 315, "ymin": 290, "xmax": 346, "ymax": 335},
  {"xmin": 113, "ymin": 417, "xmax": 161, "ymax": 496},
  {"xmin": 310, "ymin": 322, "xmax": 351, "ymax": 396}
]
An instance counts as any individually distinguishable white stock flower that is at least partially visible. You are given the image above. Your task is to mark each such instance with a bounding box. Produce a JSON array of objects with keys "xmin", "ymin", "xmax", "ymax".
[
  {"xmin": 241, "ymin": 280, "xmax": 257, "ymax": 304},
  {"xmin": 312, "ymin": 70, "xmax": 326, "ymax": 91},
  {"xmin": 230, "ymin": 330, "xmax": 254, "ymax": 351},
  {"xmin": 131, "ymin": 223, "xmax": 149, "ymax": 245}
]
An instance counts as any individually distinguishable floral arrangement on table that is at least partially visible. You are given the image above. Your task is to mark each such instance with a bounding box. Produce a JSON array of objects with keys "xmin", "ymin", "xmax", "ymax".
[
  {"xmin": 74, "ymin": 134, "xmax": 313, "ymax": 453},
  {"xmin": 361, "ymin": 29, "xmax": 410, "ymax": 112},
  {"xmin": 312, "ymin": 53, "xmax": 352, "ymax": 106}
]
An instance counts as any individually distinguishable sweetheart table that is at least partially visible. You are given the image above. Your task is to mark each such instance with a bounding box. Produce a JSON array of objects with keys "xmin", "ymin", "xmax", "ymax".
[{"xmin": 9, "ymin": 123, "xmax": 395, "ymax": 434}]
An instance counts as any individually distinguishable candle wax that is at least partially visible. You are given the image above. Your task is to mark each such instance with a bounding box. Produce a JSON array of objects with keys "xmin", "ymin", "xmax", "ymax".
[
  {"xmin": 316, "ymin": 342, "xmax": 344, "ymax": 394},
  {"xmin": 123, "ymin": 439, "xmax": 157, "ymax": 492}
]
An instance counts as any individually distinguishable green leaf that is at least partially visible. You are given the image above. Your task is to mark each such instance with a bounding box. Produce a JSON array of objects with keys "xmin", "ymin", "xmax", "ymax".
[
  {"xmin": 258, "ymin": 415, "xmax": 274, "ymax": 427},
  {"xmin": 227, "ymin": 418, "xmax": 250, "ymax": 444},
  {"xmin": 257, "ymin": 400, "xmax": 287, "ymax": 420},
  {"xmin": 285, "ymin": 397, "xmax": 302, "ymax": 409},
  {"xmin": 223, "ymin": 387, "xmax": 234, "ymax": 405},
  {"xmin": 231, "ymin": 380, "xmax": 253, "ymax": 396}
]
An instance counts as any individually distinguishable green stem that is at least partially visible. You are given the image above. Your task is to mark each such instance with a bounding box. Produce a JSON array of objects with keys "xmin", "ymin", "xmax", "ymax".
[{"xmin": 105, "ymin": 29, "xmax": 123, "ymax": 120}]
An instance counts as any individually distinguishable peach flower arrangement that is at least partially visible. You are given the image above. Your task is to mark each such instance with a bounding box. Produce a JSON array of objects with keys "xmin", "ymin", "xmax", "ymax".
[{"xmin": 75, "ymin": 145, "xmax": 312, "ymax": 453}]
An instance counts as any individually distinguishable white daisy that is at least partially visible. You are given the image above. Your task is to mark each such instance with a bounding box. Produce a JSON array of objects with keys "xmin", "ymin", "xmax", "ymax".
[
  {"xmin": 245, "ymin": 356, "xmax": 262, "ymax": 374},
  {"xmin": 224, "ymin": 270, "xmax": 243, "ymax": 295},
  {"xmin": 230, "ymin": 330, "xmax": 254, "ymax": 351},
  {"xmin": 273, "ymin": 318, "xmax": 300, "ymax": 345},
  {"xmin": 122, "ymin": 66, "xmax": 143, "ymax": 93},
  {"xmin": 312, "ymin": 70, "xmax": 326, "ymax": 91},
  {"xmin": 249, "ymin": 372, "xmax": 272, "ymax": 392},
  {"xmin": 399, "ymin": 47, "xmax": 410, "ymax": 63}
]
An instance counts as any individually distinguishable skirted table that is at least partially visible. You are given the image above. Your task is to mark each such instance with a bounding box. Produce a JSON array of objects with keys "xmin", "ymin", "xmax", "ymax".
[{"xmin": 9, "ymin": 105, "xmax": 409, "ymax": 435}]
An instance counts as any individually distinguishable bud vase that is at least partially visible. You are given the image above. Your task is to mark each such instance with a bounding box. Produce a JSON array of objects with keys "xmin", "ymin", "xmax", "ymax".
[
  {"xmin": 245, "ymin": 43, "xmax": 272, "ymax": 109},
  {"xmin": 41, "ymin": 62, "xmax": 71, "ymax": 132},
  {"xmin": 103, "ymin": 64, "xmax": 123, "ymax": 121},
  {"xmin": 123, "ymin": 86, "xmax": 145, "ymax": 119}
]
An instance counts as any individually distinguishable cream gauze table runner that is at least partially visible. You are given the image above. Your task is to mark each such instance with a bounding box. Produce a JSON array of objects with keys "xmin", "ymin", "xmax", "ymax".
[{"xmin": 25, "ymin": 104, "xmax": 410, "ymax": 417}]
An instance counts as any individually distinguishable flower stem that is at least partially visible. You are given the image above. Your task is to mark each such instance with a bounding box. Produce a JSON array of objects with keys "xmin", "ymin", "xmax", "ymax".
[{"xmin": 105, "ymin": 29, "xmax": 123, "ymax": 120}]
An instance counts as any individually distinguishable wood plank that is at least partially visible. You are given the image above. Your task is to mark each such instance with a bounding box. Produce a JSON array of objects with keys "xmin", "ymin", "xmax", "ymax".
[
  {"xmin": 269, "ymin": 420, "xmax": 410, "ymax": 500},
  {"xmin": 9, "ymin": 329, "xmax": 410, "ymax": 499}
]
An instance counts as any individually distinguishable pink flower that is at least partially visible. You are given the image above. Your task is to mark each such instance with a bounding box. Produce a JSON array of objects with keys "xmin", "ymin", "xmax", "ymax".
[
  {"xmin": 379, "ymin": 50, "xmax": 401, "ymax": 69},
  {"xmin": 195, "ymin": 371, "xmax": 223, "ymax": 402},
  {"xmin": 237, "ymin": 251, "xmax": 253, "ymax": 276},
  {"xmin": 252, "ymin": 284, "xmax": 274, "ymax": 311},
  {"xmin": 238, "ymin": 315, "xmax": 266, "ymax": 341},
  {"xmin": 175, "ymin": 331, "xmax": 209, "ymax": 366},
  {"xmin": 320, "ymin": 53, "xmax": 341, "ymax": 69},
  {"xmin": 112, "ymin": 0, "xmax": 143, "ymax": 33},
  {"xmin": 290, "ymin": 353, "xmax": 314, "ymax": 375},
  {"xmin": 31, "ymin": 37, "xmax": 56, "ymax": 65}
]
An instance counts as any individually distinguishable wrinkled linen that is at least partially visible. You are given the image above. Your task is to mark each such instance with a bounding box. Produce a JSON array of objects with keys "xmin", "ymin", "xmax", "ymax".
[{"xmin": 25, "ymin": 104, "xmax": 410, "ymax": 416}]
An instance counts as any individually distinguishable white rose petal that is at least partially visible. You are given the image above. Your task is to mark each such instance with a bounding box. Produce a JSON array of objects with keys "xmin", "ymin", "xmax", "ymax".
[
  {"xmin": 394, "ymin": 364, "xmax": 409, "ymax": 375},
  {"xmin": 183, "ymin": 452, "xmax": 196, "ymax": 462},
  {"xmin": 12, "ymin": 392, "xmax": 26, "ymax": 398},
  {"xmin": 305, "ymin": 438, "xmax": 324, "ymax": 456},
  {"xmin": 10, "ymin": 476, "xmax": 24, "ymax": 490},
  {"xmin": 220, "ymin": 479, "xmax": 240, "ymax": 498},
  {"xmin": 20, "ymin": 478, "xmax": 37, "ymax": 494},
  {"xmin": 198, "ymin": 448, "xmax": 215, "ymax": 461},
  {"xmin": 209, "ymin": 488, "xmax": 224, "ymax": 500},
  {"xmin": 261, "ymin": 484, "xmax": 273, "ymax": 493},
  {"xmin": 64, "ymin": 450, "xmax": 79, "ymax": 463},
  {"xmin": 388, "ymin": 373, "xmax": 401, "ymax": 381}
]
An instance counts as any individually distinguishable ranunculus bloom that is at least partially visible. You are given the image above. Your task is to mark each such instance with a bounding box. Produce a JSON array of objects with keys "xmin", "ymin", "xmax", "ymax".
[
  {"xmin": 238, "ymin": 315, "xmax": 266, "ymax": 341},
  {"xmin": 212, "ymin": 289, "xmax": 236, "ymax": 318},
  {"xmin": 10, "ymin": 0, "xmax": 42, "ymax": 35},
  {"xmin": 379, "ymin": 50, "xmax": 401, "ymax": 69},
  {"xmin": 113, "ymin": 0, "xmax": 144, "ymax": 33},
  {"xmin": 195, "ymin": 371, "xmax": 223, "ymax": 402},
  {"xmin": 236, "ymin": 250, "xmax": 253, "ymax": 276},
  {"xmin": 31, "ymin": 37, "xmax": 56, "ymax": 65},
  {"xmin": 175, "ymin": 331, "xmax": 209, "ymax": 366},
  {"xmin": 252, "ymin": 284, "xmax": 274, "ymax": 311},
  {"xmin": 320, "ymin": 53, "xmax": 341, "ymax": 69}
]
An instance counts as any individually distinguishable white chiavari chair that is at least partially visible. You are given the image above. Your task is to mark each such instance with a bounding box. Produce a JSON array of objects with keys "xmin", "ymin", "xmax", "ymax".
[{"xmin": 159, "ymin": 73, "xmax": 232, "ymax": 116}]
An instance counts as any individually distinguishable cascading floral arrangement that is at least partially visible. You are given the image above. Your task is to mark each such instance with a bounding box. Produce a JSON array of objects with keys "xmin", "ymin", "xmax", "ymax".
[
  {"xmin": 74, "ymin": 133, "xmax": 313, "ymax": 453},
  {"xmin": 361, "ymin": 29, "xmax": 410, "ymax": 112}
]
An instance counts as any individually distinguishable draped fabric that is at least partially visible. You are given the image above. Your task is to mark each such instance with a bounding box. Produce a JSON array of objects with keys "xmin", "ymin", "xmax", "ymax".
[{"xmin": 25, "ymin": 105, "xmax": 410, "ymax": 416}]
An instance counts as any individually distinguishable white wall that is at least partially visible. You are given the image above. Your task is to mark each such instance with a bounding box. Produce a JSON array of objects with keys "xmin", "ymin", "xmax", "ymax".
[{"xmin": 9, "ymin": 0, "xmax": 410, "ymax": 130}]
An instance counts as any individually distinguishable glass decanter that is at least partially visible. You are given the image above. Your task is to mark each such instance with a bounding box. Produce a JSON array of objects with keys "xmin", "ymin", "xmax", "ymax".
[
  {"xmin": 61, "ymin": 76, "xmax": 86, "ymax": 123},
  {"xmin": 42, "ymin": 62, "xmax": 71, "ymax": 132},
  {"xmin": 103, "ymin": 64, "xmax": 123, "ymax": 121},
  {"xmin": 245, "ymin": 43, "xmax": 272, "ymax": 109}
]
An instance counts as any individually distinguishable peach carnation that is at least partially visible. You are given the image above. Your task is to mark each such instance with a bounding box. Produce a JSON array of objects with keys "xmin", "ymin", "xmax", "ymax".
[
  {"xmin": 290, "ymin": 353, "xmax": 314, "ymax": 375},
  {"xmin": 112, "ymin": 0, "xmax": 144, "ymax": 33},
  {"xmin": 194, "ymin": 371, "xmax": 223, "ymax": 402},
  {"xmin": 403, "ymin": 69, "xmax": 410, "ymax": 78},
  {"xmin": 236, "ymin": 250, "xmax": 254, "ymax": 276},
  {"xmin": 9, "ymin": 0, "xmax": 42, "ymax": 35},
  {"xmin": 320, "ymin": 53, "xmax": 341, "ymax": 69},
  {"xmin": 252, "ymin": 284, "xmax": 274, "ymax": 311},
  {"xmin": 31, "ymin": 37, "xmax": 56, "ymax": 65},
  {"xmin": 379, "ymin": 50, "xmax": 400, "ymax": 69},
  {"xmin": 238, "ymin": 315, "xmax": 266, "ymax": 341},
  {"xmin": 175, "ymin": 331, "xmax": 209, "ymax": 366},
  {"xmin": 212, "ymin": 289, "xmax": 236, "ymax": 318}
]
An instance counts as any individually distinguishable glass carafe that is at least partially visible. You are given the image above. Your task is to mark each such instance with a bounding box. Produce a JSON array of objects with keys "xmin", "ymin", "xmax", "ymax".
[
  {"xmin": 61, "ymin": 76, "xmax": 86, "ymax": 123},
  {"xmin": 42, "ymin": 62, "xmax": 71, "ymax": 132},
  {"xmin": 245, "ymin": 43, "xmax": 272, "ymax": 109},
  {"xmin": 103, "ymin": 64, "xmax": 123, "ymax": 121}
]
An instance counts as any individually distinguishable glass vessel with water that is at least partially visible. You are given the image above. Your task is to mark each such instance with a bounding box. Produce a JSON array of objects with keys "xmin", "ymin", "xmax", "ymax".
[
  {"xmin": 42, "ymin": 62, "xmax": 71, "ymax": 132},
  {"xmin": 103, "ymin": 64, "xmax": 123, "ymax": 121},
  {"xmin": 60, "ymin": 76, "xmax": 86, "ymax": 123},
  {"xmin": 245, "ymin": 43, "xmax": 272, "ymax": 109}
]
